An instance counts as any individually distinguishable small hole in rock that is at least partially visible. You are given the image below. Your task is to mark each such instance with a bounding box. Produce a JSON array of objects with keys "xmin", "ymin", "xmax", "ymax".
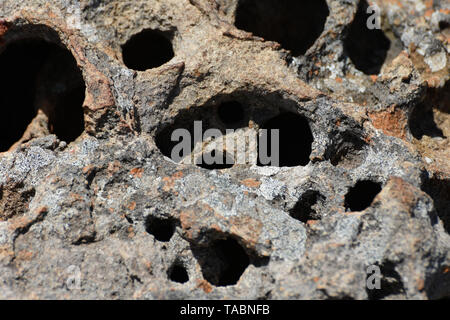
[
  {"xmin": 217, "ymin": 101, "xmax": 245, "ymax": 126},
  {"xmin": 145, "ymin": 216, "xmax": 176, "ymax": 242},
  {"xmin": 258, "ymin": 113, "xmax": 313, "ymax": 167},
  {"xmin": 0, "ymin": 37, "xmax": 85, "ymax": 152},
  {"xmin": 195, "ymin": 237, "xmax": 250, "ymax": 287},
  {"xmin": 290, "ymin": 190, "xmax": 325, "ymax": 223},
  {"xmin": 439, "ymin": 21, "xmax": 449, "ymax": 31},
  {"xmin": 345, "ymin": 180, "xmax": 382, "ymax": 212},
  {"xmin": 122, "ymin": 29, "xmax": 174, "ymax": 71},
  {"xmin": 343, "ymin": 0, "xmax": 391, "ymax": 75},
  {"xmin": 235, "ymin": 0, "xmax": 329, "ymax": 56},
  {"xmin": 409, "ymin": 103, "xmax": 445, "ymax": 139},
  {"xmin": 196, "ymin": 150, "xmax": 235, "ymax": 170},
  {"xmin": 422, "ymin": 177, "xmax": 450, "ymax": 234},
  {"xmin": 212, "ymin": 238, "xmax": 250, "ymax": 286},
  {"xmin": 168, "ymin": 263, "xmax": 189, "ymax": 284}
]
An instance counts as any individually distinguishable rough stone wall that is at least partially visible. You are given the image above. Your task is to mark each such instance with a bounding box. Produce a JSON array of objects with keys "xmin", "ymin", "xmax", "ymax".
[{"xmin": 0, "ymin": 0, "xmax": 448, "ymax": 299}]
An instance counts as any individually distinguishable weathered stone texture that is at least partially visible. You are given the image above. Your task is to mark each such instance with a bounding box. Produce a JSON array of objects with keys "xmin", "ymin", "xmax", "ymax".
[{"xmin": 0, "ymin": 0, "xmax": 448, "ymax": 299}]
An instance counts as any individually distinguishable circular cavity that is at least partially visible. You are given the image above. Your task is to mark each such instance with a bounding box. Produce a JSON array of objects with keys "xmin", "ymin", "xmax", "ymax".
[{"xmin": 122, "ymin": 29, "xmax": 174, "ymax": 71}]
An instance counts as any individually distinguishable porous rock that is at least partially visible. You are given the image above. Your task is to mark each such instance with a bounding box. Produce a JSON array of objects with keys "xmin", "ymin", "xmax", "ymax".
[{"xmin": 0, "ymin": 0, "xmax": 449, "ymax": 299}]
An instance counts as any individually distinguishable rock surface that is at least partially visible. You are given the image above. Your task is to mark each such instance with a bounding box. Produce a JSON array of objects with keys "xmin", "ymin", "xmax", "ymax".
[{"xmin": 0, "ymin": 0, "xmax": 448, "ymax": 299}]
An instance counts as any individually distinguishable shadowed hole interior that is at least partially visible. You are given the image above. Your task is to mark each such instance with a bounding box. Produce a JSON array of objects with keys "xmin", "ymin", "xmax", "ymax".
[
  {"xmin": 168, "ymin": 263, "xmax": 189, "ymax": 284},
  {"xmin": 409, "ymin": 81, "xmax": 449, "ymax": 139},
  {"xmin": 235, "ymin": 0, "xmax": 329, "ymax": 56},
  {"xmin": 366, "ymin": 261, "xmax": 405, "ymax": 300},
  {"xmin": 0, "ymin": 38, "xmax": 85, "ymax": 152},
  {"xmin": 145, "ymin": 216, "xmax": 177, "ymax": 242},
  {"xmin": 154, "ymin": 108, "xmax": 208, "ymax": 162},
  {"xmin": 421, "ymin": 177, "xmax": 450, "ymax": 234},
  {"xmin": 195, "ymin": 237, "xmax": 250, "ymax": 287},
  {"xmin": 155, "ymin": 125, "xmax": 187, "ymax": 161},
  {"xmin": 122, "ymin": 29, "xmax": 174, "ymax": 71},
  {"xmin": 290, "ymin": 190, "xmax": 325, "ymax": 223},
  {"xmin": 217, "ymin": 101, "xmax": 245, "ymax": 126},
  {"xmin": 425, "ymin": 265, "xmax": 450, "ymax": 299},
  {"xmin": 439, "ymin": 21, "xmax": 449, "ymax": 30},
  {"xmin": 345, "ymin": 180, "xmax": 382, "ymax": 212},
  {"xmin": 258, "ymin": 112, "xmax": 313, "ymax": 167},
  {"xmin": 215, "ymin": 238, "xmax": 249, "ymax": 286},
  {"xmin": 196, "ymin": 150, "xmax": 235, "ymax": 170},
  {"xmin": 343, "ymin": 0, "xmax": 391, "ymax": 75},
  {"xmin": 409, "ymin": 103, "xmax": 445, "ymax": 139}
]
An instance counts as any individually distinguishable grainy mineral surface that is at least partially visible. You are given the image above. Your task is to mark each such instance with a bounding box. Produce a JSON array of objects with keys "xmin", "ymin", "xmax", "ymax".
[{"xmin": 0, "ymin": 0, "xmax": 449, "ymax": 299}]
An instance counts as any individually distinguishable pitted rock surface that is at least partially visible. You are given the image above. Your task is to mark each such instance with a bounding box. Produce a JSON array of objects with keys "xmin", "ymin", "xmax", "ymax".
[{"xmin": 0, "ymin": 0, "xmax": 449, "ymax": 299}]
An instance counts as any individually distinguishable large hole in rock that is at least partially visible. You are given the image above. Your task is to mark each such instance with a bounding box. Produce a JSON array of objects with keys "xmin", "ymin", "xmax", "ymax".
[
  {"xmin": 0, "ymin": 35, "xmax": 85, "ymax": 152},
  {"xmin": 290, "ymin": 190, "xmax": 325, "ymax": 223},
  {"xmin": 257, "ymin": 113, "xmax": 313, "ymax": 167},
  {"xmin": 168, "ymin": 262, "xmax": 189, "ymax": 284},
  {"xmin": 343, "ymin": 0, "xmax": 391, "ymax": 75},
  {"xmin": 145, "ymin": 216, "xmax": 177, "ymax": 242},
  {"xmin": 345, "ymin": 180, "xmax": 382, "ymax": 212},
  {"xmin": 155, "ymin": 100, "xmax": 245, "ymax": 169},
  {"xmin": 235, "ymin": 0, "xmax": 329, "ymax": 56},
  {"xmin": 155, "ymin": 95, "xmax": 314, "ymax": 169},
  {"xmin": 122, "ymin": 29, "xmax": 174, "ymax": 71}
]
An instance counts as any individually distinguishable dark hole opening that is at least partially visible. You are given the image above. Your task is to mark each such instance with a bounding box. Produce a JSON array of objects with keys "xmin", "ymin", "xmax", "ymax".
[
  {"xmin": 196, "ymin": 237, "xmax": 250, "ymax": 287},
  {"xmin": 257, "ymin": 113, "xmax": 313, "ymax": 167},
  {"xmin": 409, "ymin": 82, "xmax": 449, "ymax": 140},
  {"xmin": 422, "ymin": 177, "xmax": 450, "ymax": 234},
  {"xmin": 0, "ymin": 38, "xmax": 85, "ymax": 152},
  {"xmin": 155, "ymin": 108, "xmax": 207, "ymax": 162},
  {"xmin": 196, "ymin": 150, "xmax": 235, "ymax": 170},
  {"xmin": 343, "ymin": 0, "xmax": 391, "ymax": 75},
  {"xmin": 425, "ymin": 265, "xmax": 450, "ymax": 299},
  {"xmin": 439, "ymin": 21, "xmax": 449, "ymax": 31},
  {"xmin": 409, "ymin": 104, "xmax": 445, "ymax": 139},
  {"xmin": 290, "ymin": 190, "xmax": 325, "ymax": 223},
  {"xmin": 145, "ymin": 216, "xmax": 176, "ymax": 242},
  {"xmin": 367, "ymin": 261, "xmax": 405, "ymax": 300},
  {"xmin": 345, "ymin": 180, "xmax": 382, "ymax": 212},
  {"xmin": 214, "ymin": 238, "xmax": 249, "ymax": 286},
  {"xmin": 155, "ymin": 125, "xmax": 185, "ymax": 161},
  {"xmin": 122, "ymin": 29, "xmax": 174, "ymax": 71},
  {"xmin": 217, "ymin": 101, "xmax": 245, "ymax": 126},
  {"xmin": 235, "ymin": 0, "xmax": 329, "ymax": 56},
  {"xmin": 168, "ymin": 263, "xmax": 189, "ymax": 284}
]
